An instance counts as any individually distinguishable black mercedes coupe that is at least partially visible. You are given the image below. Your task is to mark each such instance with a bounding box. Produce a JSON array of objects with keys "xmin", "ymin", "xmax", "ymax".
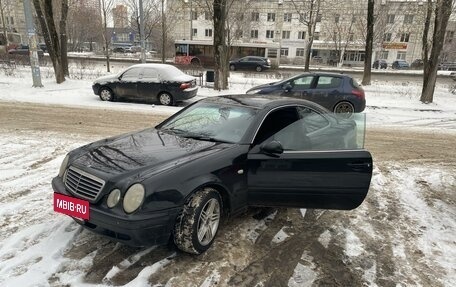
[{"xmin": 52, "ymin": 95, "xmax": 372, "ymax": 254}]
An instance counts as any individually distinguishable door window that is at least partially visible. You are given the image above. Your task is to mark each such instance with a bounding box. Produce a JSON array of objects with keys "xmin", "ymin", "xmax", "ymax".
[
  {"xmin": 315, "ymin": 76, "xmax": 341, "ymax": 89},
  {"xmin": 121, "ymin": 68, "xmax": 141, "ymax": 82},
  {"xmin": 141, "ymin": 68, "xmax": 159, "ymax": 82},
  {"xmin": 291, "ymin": 76, "xmax": 313, "ymax": 89}
]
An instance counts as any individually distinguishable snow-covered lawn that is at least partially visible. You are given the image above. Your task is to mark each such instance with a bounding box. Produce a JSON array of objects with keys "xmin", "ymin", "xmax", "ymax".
[{"xmin": 0, "ymin": 67, "xmax": 455, "ymax": 286}]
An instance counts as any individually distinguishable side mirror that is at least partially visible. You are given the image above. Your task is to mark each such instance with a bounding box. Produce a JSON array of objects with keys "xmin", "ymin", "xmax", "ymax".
[
  {"xmin": 260, "ymin": 141, "xmax": 283, "ymax": 156},
  {"xmin": 283, "ymin": 83, "xmax": 292, "ymax": 92}
]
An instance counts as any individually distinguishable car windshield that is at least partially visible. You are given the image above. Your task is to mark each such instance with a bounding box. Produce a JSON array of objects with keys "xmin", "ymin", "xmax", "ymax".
[{"xmin": 159, "ymin": 102, "xmax": 257, "ymax": 143}]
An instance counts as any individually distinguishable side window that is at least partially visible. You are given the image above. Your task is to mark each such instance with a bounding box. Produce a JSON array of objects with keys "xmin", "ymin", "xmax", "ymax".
[
  {"xmin": 121, "ymin": 68, "xmax": 141, "ymax": 81},
  {"xmin": 141, "ymin": 68, "xmax": 159, "ymax": 82},
  {"xmin": 315, "ymin": 76, "xmax": 342, "ymax": 89},
  {"xmin": 291, "ymin": 76, "xmax": 313, "ymax": 89},
  {"xmin": 254, "ymin": 107, "xmax": 307, "ymax": 150},
  {"xmin": 297, "ymin": 107, "xmax": 329, "ymax": 133}
]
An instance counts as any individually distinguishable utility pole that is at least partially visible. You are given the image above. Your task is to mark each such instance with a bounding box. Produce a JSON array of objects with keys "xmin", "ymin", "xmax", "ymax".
[
  {"xmin": 161, "ymin": 0, "xmax": 165, "ymax": 63},
  {"xmin": 190, "ymin": 0, "xmax": 193, "ymax": 40},
  {"xmin": 22, "ymin": 0, "xmax": 42, "ymax": 87},
  {"xmin": 139, "ymin": 0, "xmax": 146, "ymax": 63}
]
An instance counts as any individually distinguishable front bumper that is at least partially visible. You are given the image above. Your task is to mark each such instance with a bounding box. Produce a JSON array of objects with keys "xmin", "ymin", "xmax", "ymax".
[
  {"xmin": 52, "ymin": 177, "xmax": 179, "ymax": 247},
  {"xmin": 92, "ymin": 84, "xmax": 100, "ymax": 95}
]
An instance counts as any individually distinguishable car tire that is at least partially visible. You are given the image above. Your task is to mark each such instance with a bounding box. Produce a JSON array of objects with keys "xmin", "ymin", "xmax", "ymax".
[
  {"xmin": 99, "ymin": 87, "xmax": 114, "ymax": 101},
  {"xmin": 256, "ymin": 66, "xmax": 262, "ymax": 72},
  {"xmin": 174, "ymin": 188, "xmax": 222, "ymax": 254},
  {"xmin": 158, "ymin": 92, "xmax": 174, "ymax": 106},
  {"xmin": 229, "ymin": 64, "xmax": 236, "ymax": 71},
  {"xmin": 334, "ymin": 101, "xmax": 355, "ymax": 117}
]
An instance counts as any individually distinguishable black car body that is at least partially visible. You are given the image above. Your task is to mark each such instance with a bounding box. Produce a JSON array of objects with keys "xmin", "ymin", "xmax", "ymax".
[
  {"xmin": 246, "ymin": 72, "xmax": 365, "ymax": 115},
  {"xmin": 229, "ymin": 56, "xmax": 271, "ymax": 72},
  {"xmin": 373, "ymin": 59, "xmax": 388, "ymax": 69},
  {"xmin": 392, "ymin": 60, "xmax": 410, "ymax": 69},
  {"xmin": 92, "ymin": 64, "xmax": 198, "ymax": 106},
  {"xmin": 52, "ymin": 95, "xmax": 372, "ymax": 254},
  {"xmin": 411, "ymin": 59, "xmax": 423, "ymax": 69}
]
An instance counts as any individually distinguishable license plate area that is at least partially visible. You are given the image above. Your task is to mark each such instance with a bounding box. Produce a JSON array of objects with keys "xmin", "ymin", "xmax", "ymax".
[{"xmin": 54, "ymin": 193, "xmax": 90, "ymax": 220}]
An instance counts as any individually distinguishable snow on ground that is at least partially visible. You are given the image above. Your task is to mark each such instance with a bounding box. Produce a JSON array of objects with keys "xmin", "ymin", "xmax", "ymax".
[{"xmin": 0, "ymin": 65, "xmax": 456, "ymax": 286}]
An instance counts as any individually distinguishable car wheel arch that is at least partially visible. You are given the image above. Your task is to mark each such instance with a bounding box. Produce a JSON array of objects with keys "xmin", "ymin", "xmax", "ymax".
[{"xmin": 184, "ymin": 182, "xmax": 231, "ymax": 216}]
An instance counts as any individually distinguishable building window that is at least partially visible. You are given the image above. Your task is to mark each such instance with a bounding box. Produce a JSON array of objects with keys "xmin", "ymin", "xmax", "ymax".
[
  {"xmin": 268, "ymin": 48, "xmax": 278, "ymax": 58},
  {"xmin": 397, "ymin": 51, "xmax": 406, "ymax": 60},
  {"xmin": 404, "ymin": 15, "xmax": 414, "ymax": 24},
  {"xmin": 251, "ymin": 12, "xmax": 259, "ymax": 22},
  {"xmin": 313, "ymin": 32, "xmax": 320, "ymax": 40},
  {"xmin": 298, "ymin": 31, "xmax": 306, "ymax": 40},
  {"xmin": 267, "ymin": 13, "xmax": 276, "ymax": 22},
  {"xmin": 205, "ymin": 29, "xmax": 213, "ymax": 37},
  {"xmin": 296, "ymin": 48, "xmax": 305, "ymax": 57},
  {"xmin": 205, "ymin": 12, "xmax": 211, "ymax": 21},
  {"xmin": 192, "ymin": 29, "xmax": 197, "ymax": 37},
  {"xmin": 349, "ymin": 33, "xmax": 354, "ymax": 41},
  {"xmin": 251, "ymin": 30, "xmax": 259, "ymax": 38},
  {"xmin": 192, "ymin": 11, "xmax": 198, "ymax": 20},
  {"xmin": 282, "ymin": 31, "xmax": 291, "ymax": 39},
  {"xmin": 387, "ymin": 14, "xmax": 395, "ymax": 24},
  {"xmin": 351, "ymin": 16, "xmax": 356, "ymax": 23},
  {"xmin": 236, "ymin": 13, "xmax": 244, "ymax": 21},
  {"xmin": 335, "ymin": 14, "xmax": 340, "ymax": 23},
  {"xmin": 280, "ymin": 48, "xmax": 289, "ymax": 56},
  {"xmin": 384, "ymin": 33, "xmax": 392, "ymax": 42},
  {"xmin": 380, "ymin": 51, "xmax": 389, "ymax": 59},
  {"xmin": 235, "ymin": 29, "xmax": 243, "ymax": 38},
  {"xmin": 316, "ymin": 14, "xmax": 322, "ymax": 22},
  {"xmin": 284, "ymin": 13, "xmax": 292, "ymax": 22},
  {"xmin": 400, "ymin": 33, "xmax": 410, "ymax": 42},
  {"xmin": 299, "ymin": 14, "xmax": 305, "ymax": 23},
  {"xmin": 266, "ymin": 30, "xmax": 274, "ymax": 39}
]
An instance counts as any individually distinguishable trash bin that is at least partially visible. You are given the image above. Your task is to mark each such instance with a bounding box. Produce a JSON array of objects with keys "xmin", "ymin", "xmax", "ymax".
[{"xmin": 206, "ymin": 70, "xmax": 214, "ymax": 83}]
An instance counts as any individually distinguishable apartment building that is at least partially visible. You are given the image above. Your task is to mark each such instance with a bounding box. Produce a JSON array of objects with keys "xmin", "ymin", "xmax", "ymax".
[{"xmin": 169, "ymin": 0, "xmax": 455, "ymax": 66}]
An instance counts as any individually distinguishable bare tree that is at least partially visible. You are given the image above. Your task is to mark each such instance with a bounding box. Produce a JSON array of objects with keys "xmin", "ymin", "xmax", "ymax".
[
  {"xmin": 67, "ymin": 1, "xmax": 101, "ymax": 52},
  {"xmin": 362, "ymin": 0, "xmax": 374, "ymax": 85},
  {"xmin": 100, "ymin": 0, "xmax": 114, "ymax": 72},
  {"xmin": 0, "ymin": 0, "xmax": 9, "ymax": 56},
  {"xmin": 290, "ymin": 0, "xmax": 321, "ymax": 71},
  {"xmin": 420, "ymin": 0, "xmax": 453, "ymax": 103},
  {"xmin": 32, "ymin": 0, "xmax": 69, "ymax": 83}
]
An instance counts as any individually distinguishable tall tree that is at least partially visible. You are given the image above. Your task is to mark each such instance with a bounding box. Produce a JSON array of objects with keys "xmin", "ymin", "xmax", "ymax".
[
  {"xmin": 291, "ymin": 0, "xmax": 321, "ymax": 71},
  {"xmin": 362, "ymin": 0, "xmax": 374, "ymax": 85},
  {"xmin": 32, "ymin": 0, "xmax": 69, "ymax": 83},
  {"xmin": 0, "ymin": 0, "xmax": 9, "ymax": 56},
  {"xmin": 420, "ymin": 0, "xmax": 453, "ymax": 103},
  {"xmin": 100, "ymin": 0, "xmax": 114, "ymax": 72}
]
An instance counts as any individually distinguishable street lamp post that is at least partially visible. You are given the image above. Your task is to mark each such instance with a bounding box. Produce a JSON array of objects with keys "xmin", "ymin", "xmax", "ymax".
[{"xmin": 22, "ymin": 0, "xmax": 42, "ymax": 87}]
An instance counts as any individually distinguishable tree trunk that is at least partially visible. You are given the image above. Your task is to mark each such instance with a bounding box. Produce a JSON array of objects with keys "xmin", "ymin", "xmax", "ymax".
[
  {"xmin": 420, "ymin": 0, "xmax": 453, "ymax": 103},
  {"xmin": 213, "ymin": 0, "xmax": 228, "ymax": 90},
  {"xmin": 0, "ymin": 0, "xmax": 9, "ymax": 57},
  {"xmin": 60, "ymin": 0, "xmax": 69, "ymax": 76},
  {"xmin": 362, "ymin": 0, "xmax": 374, "ymax": 86}
]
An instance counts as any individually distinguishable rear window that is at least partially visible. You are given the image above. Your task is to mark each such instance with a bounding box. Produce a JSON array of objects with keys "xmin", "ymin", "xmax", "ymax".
[{"xmin": 350, "ymin": 78, "xmax": 361, "ymax": 89}]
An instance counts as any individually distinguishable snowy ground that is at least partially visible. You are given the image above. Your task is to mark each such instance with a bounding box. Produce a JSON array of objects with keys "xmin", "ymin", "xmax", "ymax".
[{"xmin": 0, "ymin": 65, "xmax": 455, "ymax": 286}]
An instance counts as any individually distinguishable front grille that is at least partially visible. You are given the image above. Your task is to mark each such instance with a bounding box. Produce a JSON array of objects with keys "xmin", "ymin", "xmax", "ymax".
[{"xmin": 64, "ymin": 166, "xmax": 105, "ymax": 202}]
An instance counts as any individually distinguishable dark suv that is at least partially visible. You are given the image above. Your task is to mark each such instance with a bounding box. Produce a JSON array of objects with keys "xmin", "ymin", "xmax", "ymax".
[
  {"xmin": 229, "ymin": 56, "xmax": 271, "ymax": 72},
  {"xmin": 246, "ymin": 72, "xmax": 365, "ymax": 115}
]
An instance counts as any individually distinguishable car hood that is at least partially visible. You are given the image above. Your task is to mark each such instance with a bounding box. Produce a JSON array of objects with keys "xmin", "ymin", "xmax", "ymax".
[
  {"xmin": 247, "ymin": 81, "xmax": 279, "ymax": 92},
  {"xmin": 93, "ymin": 74, "xmax": 118, "ymax": 85},
  {"xmin": 71, "ymin": 128, "xmax": 227, "ymax": 178}
]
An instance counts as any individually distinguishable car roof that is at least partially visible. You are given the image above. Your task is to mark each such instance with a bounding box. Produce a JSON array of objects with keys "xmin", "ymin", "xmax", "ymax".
[
  {"xmin": 128, "ymin": 63, "xmax": 176, "ymax": 69},
  {"xmin": 292, "ymin": 72, "xmax": 351, "ymax": 78},
  {"xmin": 200, "ymin": 94, "xmax": 330, "ymax": 112}
]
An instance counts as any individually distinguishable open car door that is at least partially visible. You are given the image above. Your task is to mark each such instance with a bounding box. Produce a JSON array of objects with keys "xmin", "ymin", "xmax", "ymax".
[{"xmin": 247, "ymin": 106, "xmax": 372, "ymax": 210}]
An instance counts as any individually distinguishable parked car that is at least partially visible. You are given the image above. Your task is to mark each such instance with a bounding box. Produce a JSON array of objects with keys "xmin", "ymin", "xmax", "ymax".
[
  {"xmin": 229, "ymin": 56, "xmax": 271, "ymax": 72},
  {"xmin": 112, "ymin": 47, "xmax": 130, "ymax": 53},
  {"xmin": 312, "ymin": 56, "xmax": 323, "ymax": 64},
  {"xmin": 392, "ymin": 60, "xmax": 410, "ymax": 69},
  {"xmin": 373, "ymin": 59, "xmax": 388, "ymax": 69},
  {"xmin": 52, "ymin": 95, "xmax": 373, "ymax": 254},
  {"xmin": 8, "ymin": 44, "xmax": 44, "ymax": 57},
  {"xmin": 92, "ymin": 64, "xmax": 198, "ymax": 106},
  {"xmin": 438, "ymin": 62, "xmax": 456, "ymax": 71},
  {"xmin": 411, "ymin": 59, "xmax": 424, "ymax": 69},
  {"xmin": 246, "ymin": 72, "xmax": 365, "ymax": 116}
]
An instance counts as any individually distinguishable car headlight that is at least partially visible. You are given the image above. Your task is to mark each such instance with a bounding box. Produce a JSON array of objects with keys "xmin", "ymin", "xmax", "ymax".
[
  {"xmin": 246, "ymin": 89, "xmax": 260, "ymax": 94},
  {"xmin": 58, "ymin": 155, "xmax": 69, "ymax": 177},
  {"xmin": 107, "ymin": 189, "xmax": 121, "ymax": 208},
  {"xmin": 123, "ymin": 184, "xmax": 145, "ymax": 213}
]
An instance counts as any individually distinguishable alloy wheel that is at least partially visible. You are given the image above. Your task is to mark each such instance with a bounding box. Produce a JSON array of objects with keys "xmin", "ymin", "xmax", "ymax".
[{"xmin": 197, "ymin": 198, "xmax": 220, "ymax": 246}]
